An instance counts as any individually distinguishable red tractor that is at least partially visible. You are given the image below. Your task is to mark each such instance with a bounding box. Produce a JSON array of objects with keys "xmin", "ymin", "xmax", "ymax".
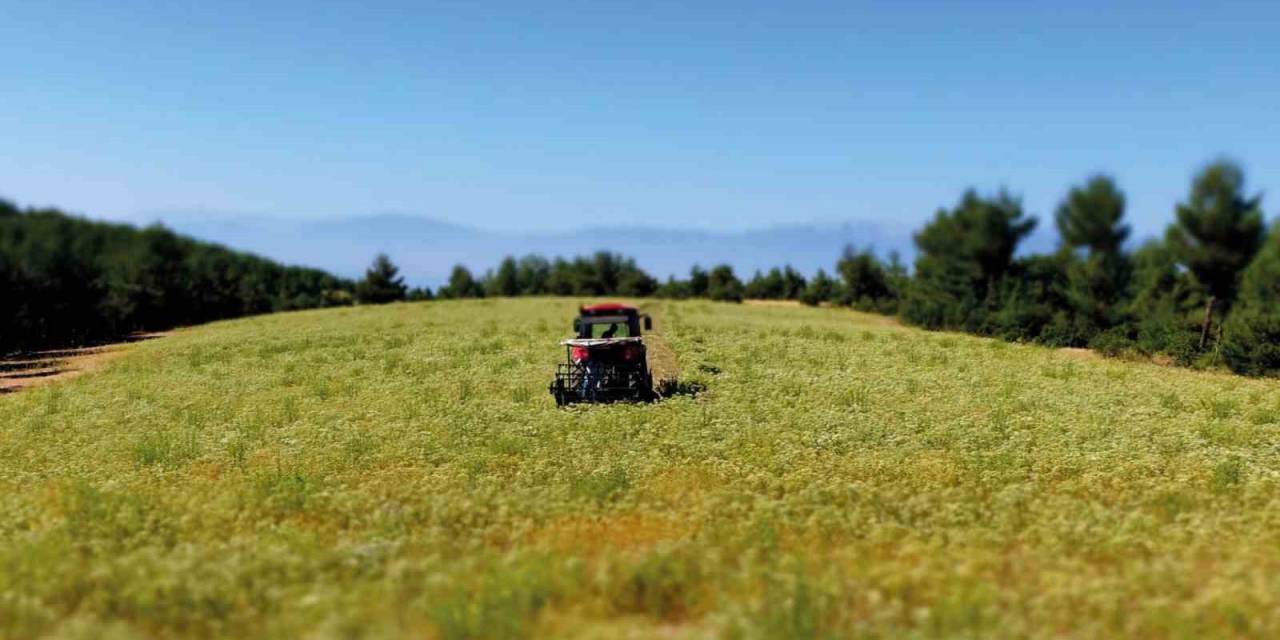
[{"xmin": 549, "ymin": 303, "xmax": 656, "ymax": 406}]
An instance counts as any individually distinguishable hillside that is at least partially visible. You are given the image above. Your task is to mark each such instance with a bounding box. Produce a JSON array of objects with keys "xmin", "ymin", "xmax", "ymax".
[{"xmin": 1, "ymin": 299, "xmax": 1277, "ymax": 638}]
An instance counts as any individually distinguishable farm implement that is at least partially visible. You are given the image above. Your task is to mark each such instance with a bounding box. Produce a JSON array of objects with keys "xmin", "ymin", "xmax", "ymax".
[{"xmin": 549, "ymin": 303, "xmax": 656, "ymax": 406}]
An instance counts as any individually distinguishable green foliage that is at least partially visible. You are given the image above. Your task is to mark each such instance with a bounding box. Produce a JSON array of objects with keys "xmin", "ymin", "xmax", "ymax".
[
  {"xmin": 354, "ymin": 253, "xmax": 407, "ymax": 304},
  {"xmin": 461, "ymin": 252, "xmax": 659, "ymax": 299},
  {"xmin": 1167, "ymin": 160, "xmax": 1265, "ymax": 307},
  {"xmin": 901, "ymin": 189, "xmax": 1036, "ymax": 330},
  {"xmin": 406, "ymin": 286, "xmax": 435, "ymax": 302},
  {"xmin": 706, "ymin": 264, "xmax": 744, "ymax": 302},
  {"xmin": 688, "ymin": 265, "xmax": 709, "ymax": 298},
  {"xmin": 10, "ymin": 160, "xmax": 1280, "ymax": 379},
  {"xmin": 799, "ymin": 269, "xmax": 836, "ymax": 306},
  {"xmin": 1088, "ymin": 326, "xmax": 1136, "ymax": 358},
  {"xmin": 1062, "ymin": 252, "xmax": 1132, "ymax": 337},
  {"xmin": 439, "ymin": 265, "xmax": 485, "ymax": 299},
  {"xmin": 986, "ymin": 254, "xmax": 1074, "ymax": 344},
  {"xmin": 515, "ymin": 254, "xmax": 551, "ymax": 295},
  {"xmin": 744, "ymin": 266, "xmax": 808, "ymax": 301},
  {"xmin": 1056, "ymin": 174, "xmax": 1130, "ymax": 254},
  {"xmin": 486, "ymin": 255, "xmax": 521, "ymax": 297},
  {"xmin": 655, "ymin": 275, "xmax": 692, "ymax": 299},
  {"xmin": 0, "ymin": 204, "xmax": 353, "ymax": 353},
  {"xmin": 1223, "ymin": 227, "xmax": 1280, "ymax": 375},
  {"xmin": 1055, "ymin": 175, "xmax": 1133, "ymax": 339},
  {"xmin": 1128, "ymin": 240, "xmax": 1207, "ymax": 358},
  {"xmin": 834, "ymin": 246, "xmax": 896, "ymax": 312}
]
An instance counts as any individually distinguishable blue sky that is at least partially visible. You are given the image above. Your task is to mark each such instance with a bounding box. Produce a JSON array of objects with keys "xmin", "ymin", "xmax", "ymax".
[{"xmin": 2, "ymin": 0, "xmax": 1278, "ymax": 241}]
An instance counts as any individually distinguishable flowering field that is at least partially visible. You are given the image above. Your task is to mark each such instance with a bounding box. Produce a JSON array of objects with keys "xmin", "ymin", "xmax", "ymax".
[{"xmin": 1, "ymin": 298, "xmax": 1277, "ymax": 638}]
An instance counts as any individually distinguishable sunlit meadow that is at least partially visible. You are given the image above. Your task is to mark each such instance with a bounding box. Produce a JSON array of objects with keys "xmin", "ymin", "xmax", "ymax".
[{"xmin": 1, "ymin": 298, "xmax": 1278, "ymax": 638}]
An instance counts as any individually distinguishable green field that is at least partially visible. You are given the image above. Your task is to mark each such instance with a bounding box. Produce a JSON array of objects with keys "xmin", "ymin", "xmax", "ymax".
[{"xmin": 2, "ymin": 298, "xmax": 1278, "ymax": 638}]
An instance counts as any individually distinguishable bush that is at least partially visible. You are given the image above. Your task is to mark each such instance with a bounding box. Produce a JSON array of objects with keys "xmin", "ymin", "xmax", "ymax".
[
  {"xmin": 1088, "ymin": 327, "xmax": 1135, "ymax": 358},
  {"xmin": 1222, "ymin": 308, "xmax": 1280, "ymax": 376},
  {"xmin": 1220, "ymin": 226, "xmax": 1280, "ymax": 376}
]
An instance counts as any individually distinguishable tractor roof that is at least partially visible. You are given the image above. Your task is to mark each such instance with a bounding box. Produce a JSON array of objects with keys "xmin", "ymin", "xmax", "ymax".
[{"xmin": 580, "ymin": 302, "xmax": 637, "ymax": 314}]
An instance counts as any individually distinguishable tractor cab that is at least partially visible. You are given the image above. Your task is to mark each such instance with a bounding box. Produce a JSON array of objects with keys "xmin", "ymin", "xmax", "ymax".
[
  {"xmin": 550, "ymin": 303, "xmax": 656, "ymax": 406},
  {"xmin": 573, "ymin": 303, "xmax": 653, "ymax": 339}
]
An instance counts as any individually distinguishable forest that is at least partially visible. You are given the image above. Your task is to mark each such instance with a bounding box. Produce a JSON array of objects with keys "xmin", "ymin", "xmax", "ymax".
[
  {"xmin": 0, "ymin": 200, "xmax": 353, "ymax": 353},
  {"xmin": 5, "ymin": 159, "xmax": 1278, "ymax": 376}
]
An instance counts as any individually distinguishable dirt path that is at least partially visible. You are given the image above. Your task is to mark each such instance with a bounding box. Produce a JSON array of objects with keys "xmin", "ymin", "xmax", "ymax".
[{"xmin": 0, "ymin": 333, "xmax": 165, "ymax": 396}]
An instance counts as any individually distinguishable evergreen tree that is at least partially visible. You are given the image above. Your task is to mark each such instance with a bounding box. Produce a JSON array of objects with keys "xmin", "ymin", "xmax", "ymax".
[
  {"xmin": 1222, "ymin": 226, "xmax": 1280, "ymax": 375},
  {"xmin": 440, "ymin": 265, "xmax": 484, "ymax": 299},
  {"xmin": 706, "ymin": 264, "xmax": 744, "ymax": 302},
  {"xmin": 0, "ymin": 201, "xmax": 351, "ymax": 352},
  {"xmin": 355, "ymin": 253, "xmax": 407, "ymax": 304},
  {"xmin": 781, "ymin": 265, "xmax": 807, "ymax": 300},
  {"xmin": 688, "ymin": 266, "xmax": 709, "ymax": 298},
  {"xmin": 990, "ymin": 253, "xmax": 1076, "ymax": 344},
  {"xmin": 800, "ymin": 269, "xmax": 836, "ymax": 306},
  {"xmin": 546, "ymin": 258, "xmax": 576, "ymax": 295},
  {"xmin": 835, "ymin": 246, "xmax": 894, "ymax": 311},
  {"xmin": 656, "ymin": 275, "xmax": 691, "ymax": 299},
  {"xmin": 516, "ymin": 255, "xmax": 551, "ymax": 295},
  {"xmin": 617, "ymin": 263, "xmax": 659, "ymax": 297},
  {"xmin": 406, "ymin": 287, "xmax": 434, "ymax": 302},
  {"xmin": 487, "ymin": 256, "xmax": 520, "ymax": 297},
  {"xmin": 1167, "ymin": 160, "xmax": 1265, "ymax": 347},
  {"xmin": 885, "ymin": 252, "xmax": 908, "ymax": 301},
  {"xmin": 1055, "ymin": 175, "xmax": 1132, "ymax": 337},
  {"xmin": 901, "ymin": 189, "xmax": 1036, "ymax": 330},
  {"xmin": 1056, "ymin": 175, "xmax": 1129, "ymax": 254},
  {"xmin": 743, "ymin": 270, "xmax": 767, "ymax": 299},
  {"xmin": 1128, "ymin": 240, "xmax": 1205, "ymax": 361}
]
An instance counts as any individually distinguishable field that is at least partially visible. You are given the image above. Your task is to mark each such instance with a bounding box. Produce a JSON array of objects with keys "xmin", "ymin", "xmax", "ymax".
[{"xmin": 1, "ymin": 298, "xmax": 1278, "ymax": 639}]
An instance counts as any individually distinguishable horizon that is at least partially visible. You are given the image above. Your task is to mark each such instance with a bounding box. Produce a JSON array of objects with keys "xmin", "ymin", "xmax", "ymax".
[{"xmin": 4, "ymin": 1, "xmax": 1279, "ymax": 278}]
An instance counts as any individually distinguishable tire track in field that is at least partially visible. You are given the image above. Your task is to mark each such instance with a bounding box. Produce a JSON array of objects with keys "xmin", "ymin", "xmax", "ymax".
[{"xmin": 644, "ymin": 309, "xmax": 680, "ymax": 384}]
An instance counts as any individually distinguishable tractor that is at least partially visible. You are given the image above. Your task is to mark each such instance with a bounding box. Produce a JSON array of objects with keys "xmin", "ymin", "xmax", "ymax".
[{"xmin": 549, "ymin": 303, "xmax": 656, "ymax": 406}]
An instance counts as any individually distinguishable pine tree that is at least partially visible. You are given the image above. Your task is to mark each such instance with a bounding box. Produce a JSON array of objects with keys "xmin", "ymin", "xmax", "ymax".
[
  {"xmin": 1056, "ymin": 175, "xmax": 1129, "ymax": 254},
  {"xmin": 487, "ymin": 256, "xmax": 520, "ymax": 297},
  {"xmin": 1128, "ymin": 240, "xmax": 1205, "ymax": 361},
  {"xmin": 441, "ymin": 265, "xmax": 483, "ymax": 299},
  {"xmin": 743, "ymin": 270, "xmax": 766, "ymax": 300},
  {"xmin": 781, "ymin": 265, "xmax": 807, "ymax": 300},
  {"xmin": 706, "ymin": 265, "xmax": 744, "ymax": 302},
  {"xmin": 406, "ymin": 287, "xmax": 434, "ymax": 302},
  {"xmin": 1167, "ymin": 161, "xmax": 1264, "ymax": 347},
  {"xmin": 835, "ymin": 245, "xmax": 893, "ymax": 310},
  {"xmin": 1055, "ymin": 175, "xmax": 1132, "ymax": 336},
  {"xmin": 516, "ymin": 255, "xmax": 550, "ymax": 295},
  {"xmin": 800, "ymin": 269, "xmax": 836, "ymax": 306},
  {"xmin": 1222, "ymin": 226, "xmax": 1280, "ymax": 375},
  {"xmin": 355, "ymin": 253, "xmax": 407, "ymax": 304},
  {"xmin": 688, "ymin": 266, "xmax": 709, "ymax": 298},
  {"xmin": 901, "ymin": 189, "xmax": 1036, "ymax": 330}
]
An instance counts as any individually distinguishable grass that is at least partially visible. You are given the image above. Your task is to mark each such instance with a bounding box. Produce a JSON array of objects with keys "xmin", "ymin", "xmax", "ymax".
[{"xmin": 1, "ymin": 298, "xmax": 1278, "ymax": 638}]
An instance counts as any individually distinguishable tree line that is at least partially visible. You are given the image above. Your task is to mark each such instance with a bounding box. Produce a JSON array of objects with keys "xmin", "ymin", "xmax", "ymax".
[
  {"xmin": 397, "ymin": 160, "xmax": 1279, "ymax": 377},
  {"xmin": 8, "ymin": 158, "xmax": 1279, "ymax": 376},
  {"xmin": 0, "ymin": 201, "xmax": 356, "ymax": 353}
]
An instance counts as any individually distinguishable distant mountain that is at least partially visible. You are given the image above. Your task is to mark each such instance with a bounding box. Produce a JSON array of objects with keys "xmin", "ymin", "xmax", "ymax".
[
  {"xmin": 138, "ymin": 212, "xmax": 1061, "ymax": 288},
  {"xmin": 137, "ymin": 214, "xmax": 908, "ymax": 288}
]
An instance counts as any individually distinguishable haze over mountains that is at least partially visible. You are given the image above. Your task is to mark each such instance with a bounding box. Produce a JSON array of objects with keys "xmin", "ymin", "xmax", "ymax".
[
  {"xmin": 134, "ymin": 214, "xmax": 923, "ymax": 288},
  {"xmin": 130, "ymin": 212, "xmax": 1065, "ymax": 288}
]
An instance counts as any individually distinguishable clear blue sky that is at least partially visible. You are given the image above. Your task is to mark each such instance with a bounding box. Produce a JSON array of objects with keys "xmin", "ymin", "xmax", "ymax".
[{"xmin": 2, "ymin": 0, "xmax": 1277, "ymax": 239}]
